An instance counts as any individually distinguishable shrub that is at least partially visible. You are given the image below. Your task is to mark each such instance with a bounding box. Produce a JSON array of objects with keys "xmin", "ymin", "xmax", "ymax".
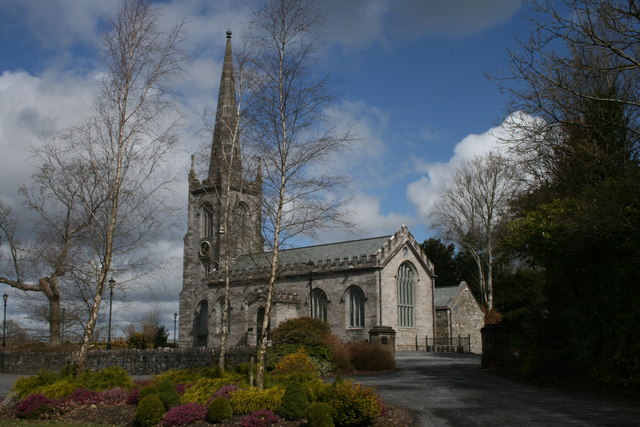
[
  {"xmin": 211, "ymin": 383, "xmax": 239, "ymax": 401},
  {"xmin": 137, "ymin": 385, "xmax": 159, "ymax": 404},
  {"xmin": 15, "ymin": 394, "xmax": 56, "ymax": 419},
  {"xmin": 270, "ymin": 317, "xmax": 330, "ymax": 347},
  {"xmin": 301, "ymin": 378, "xmax": 331, "ymax": 403},
  {"xmin": 230, "ymin": 385, "xmax": 285, "ymax": 414},
  {"xmin": 81, "ymin": 366, "xmax": 135, "ymax": 391},
  {"xmin": 348, "ymin": 342, "xmax": 395, "ymax": 372},
  {"xmin": 13, "ymin": 371, "xmax": 59, "ymax": 398},
  {"xmin": 161, "ymin": 403, "xmax": 207, "ymax": 426},
  {"xmin": 328, "ymin": 379, "xmax": 382, "ymax": 426},
  {"xmin": 100, "ymin": 387, "xmax": 129, "ymax": 405},
  {"xmin": 278, "ymin": 380, "xmax": 309, "ymax": 420},
  {"xmin": 68, "ymin": 388, "xmax": 101, "ymax": 405},
  {"xmin": 128, "ymin": 331, "xmax": 152, "ymax": 349},
  {"xmin": 175, "ymin": 384, "xmax": 186, "ymax": 395},
  {"xmin": 157, "ymin": 379, "xmax": 180, "ymax": 409},
  {"xmin": 207, "ymin": 397, "xmax": 232, "ymax": 423},
  {"xmin": 239, "ymin": 409, "xmax": 280, "ymax": 427},
  {"xmin": 274, "ymin": 348, "xmax": 317, "ymax": 376},
  {"xmin": 326, "ymin": 334, "xmax": 353, "ymax": 374},
  {"xmin": 34, "ymin": 379, "xmax": 77, "ymax": 399},
  {"xmin": 200, "ymin": 366, "xmax": 223, "ymax": 378},
  {"xmin": 127, "ymin": 388, "xmax": 141, "ymax": 405},
  {"xmin": 306, "ymin": 402, "xmax": 335, "ymax": 427},
  {"xmin": 155, "ymin": 369, "xmax": 198, "ymax": 386},
  {"xmin": 179, "ymin": 378, "xmax": 227, "ymax": 405},
  {"xmin": 135, "ymin": 394, "xmax": 166, "ymax": 427}
]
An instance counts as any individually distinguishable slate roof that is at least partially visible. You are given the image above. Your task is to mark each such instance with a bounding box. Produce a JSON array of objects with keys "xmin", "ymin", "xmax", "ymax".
[
  {"xmin": 434, "ymin": 284, "xmax": 462, "ymax": 308},
  {"xmin": 230, "ymin": 235, "xmax": 392, "ymax": 272}
]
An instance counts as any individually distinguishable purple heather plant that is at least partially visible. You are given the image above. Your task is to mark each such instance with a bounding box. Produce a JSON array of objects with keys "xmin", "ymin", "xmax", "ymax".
[
  {"xmin": 175, "ymin": 384, "xmax": 186, "ymax": 395},
  {"xmin": 100, "ymin": 387, "xmax": 129, "ymax": 405},
  {"xmin": 161, "ymin": 403, "xmax": 207, "ymax": 426},
  {"xmin": 208, "ymin": 384, "xmax": 239, "ymax": 403},
  {"xmin": 126, "ymin": 388, "xmax": 141, "ymax": 405},
  {"xmin": 239, "ymin": 409, "xmax": 281, "ymax": 427},
  {"xmin": 68, "ymin": 388, "xmax": 100, "ymax": 405},
  {"xmin": 15, "ymin": 394, "xmax": 57, "ymax": 419}
]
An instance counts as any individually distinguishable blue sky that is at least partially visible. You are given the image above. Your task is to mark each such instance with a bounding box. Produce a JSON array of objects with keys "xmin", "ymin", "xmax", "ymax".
[{"xmin": 0, "ymin": 0, "xmax": 533, "ymax": 337}]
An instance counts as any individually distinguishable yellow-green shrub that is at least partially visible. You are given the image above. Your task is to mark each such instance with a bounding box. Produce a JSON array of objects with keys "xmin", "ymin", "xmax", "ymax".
[
  {"xmin": 302, "ymin": 377, "xmax": 330, "ymax": 403},
  {"xmin": 135, "ymin": 394, "xmax": 165, "ymax": 427},
  {"xmin": 274, "ymin": 348, "xmax": 317, "ymax": 375},
  {"xmin": 33, "ymin": 379, "xmax": 78, "ymax": 399},
  {"xmin": 80, "ymin": 366, "xmax": 134, "ymax": 391},
  {"xmin": 328, "ymin": 379, "xmax": 382, "ymax": 426},
  {"xmin": 229, "ymin": 385, "xmax": 285, "ymax": 415},
  {"xmin": 13, "ymin": 371, "xmax": 60, "ymax": 398},
  {"xmin": 180, "ymin": 378, "xmax": 228, "ymax": 405},
  {"xmin": 154, "ymin": 369, "xmax": 198, "ymax": 385}
]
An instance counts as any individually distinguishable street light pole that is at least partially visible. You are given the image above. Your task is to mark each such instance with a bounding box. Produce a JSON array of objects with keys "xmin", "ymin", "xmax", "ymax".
[
  {"xmin": 107, "ymin": 278, "xmax": 115, "ymax": 350},
  {"xmin": 2, "ymin": 293, "xmax": 7, "ymax": 347},
  {"xmin": 173, "ymin": 313, "xmax": 177, "ymax": 347}
]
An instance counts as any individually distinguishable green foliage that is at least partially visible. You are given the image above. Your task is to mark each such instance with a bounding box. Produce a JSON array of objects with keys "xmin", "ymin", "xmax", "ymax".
[
  {"xmin": 33, "ymin": 380, "xmax": 77, "ymax": 399},
  {"xmin": 207, "ymin": 397, "xmax": 233, "ymax": 423},
  {"xmin": 306, "ymin": 402, "xmax": 335, "ymax": 427},
  {"xmin": 229, "ymin": 385, "xmax": 285, "ymax": 415},
  {"xmin": 137, "ymin": 385, "xmax": 159, "ymax": 404},
  {"xmin": 13, "ymin": 371, "xmax": 60, "ymax": 399},
  {"xmin": 153, "ymin": 325, "xmax": 169, "ymax": 348},
  {"xmin": 127, "ymin": 331, "xmax": 152, "ymax": 349},
  {"xmin": 179, "ymin": 378, "xmax": 229, "ymax": 405},
  {"xmin": 420, "ymin": 238, "xmax": 476, "ymax": 288},
  {"xmin": 274, "ymin": 348, "xmax": 317, "ymax": 376},
  {"xmin": 135, "ymin": 394, "xmax": 165, "ymax": 427},
  {"xmin": 277, "ymin": 381, "xmax": 310, "ymax": 420},
  {"xmin": 270, "ymin": 317, "xmax": 330, "ymax": 348},
  {"xmin": 156, "ymin": 378, "xmax": 180, "ymax": 409},
  {"xmin": 154, "ymin": 369, "xmax": 198, "ymax": 385},
  {"xmin": 328, "ymin": 379, "xmax": 382, "ymax": 426},
  {"xmin": 80, "ymin": 366, "xmax": 134, "ymax": 391}
]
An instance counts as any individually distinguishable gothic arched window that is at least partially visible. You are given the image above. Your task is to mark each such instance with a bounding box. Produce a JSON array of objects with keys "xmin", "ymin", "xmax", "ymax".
[
  {"xmin": 311, "ymin": 288, "xmax": 328, "ymax": 322},
  {"xmin": 232, "ymin": 202, "xmax": 249, "ymax": 240},
  {"xmin": 202, "ymin": 203, "xmax": 215, "ymax": 238},
  {"xmin": 348, "ymin": 286, "xmax": 365, "ymax": 328},
  {"xmin": 193, "ymin": 300, "xmax": 208, "ymax": 347},
  {"xmin": 397, "ymin": 263, "xmax": 415, "ymax": 328}
]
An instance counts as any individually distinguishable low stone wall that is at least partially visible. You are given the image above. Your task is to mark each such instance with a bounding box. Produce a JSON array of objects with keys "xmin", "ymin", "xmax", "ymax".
[{"xmin": 0, "ymin": 347, "xmax": 254, "ymax": 375}]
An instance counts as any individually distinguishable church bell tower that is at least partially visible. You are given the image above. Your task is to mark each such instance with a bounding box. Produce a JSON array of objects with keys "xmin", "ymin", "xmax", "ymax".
[{"xmin": 180, "ymin": 31, "xmax": 263, "ymax": 347}]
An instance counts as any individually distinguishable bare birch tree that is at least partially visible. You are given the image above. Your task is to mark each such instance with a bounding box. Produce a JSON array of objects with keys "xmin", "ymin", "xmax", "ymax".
[
  {"xmin": 433, "ymin": 153, "xmax": 521, "ymax": 312},
  {"xmin": 70, "ymin": 0, "xmax": 184, "ymax": 370},
  {"xmin": 243, "ymin": 0, "xmax": 351, "ymax": 388}
]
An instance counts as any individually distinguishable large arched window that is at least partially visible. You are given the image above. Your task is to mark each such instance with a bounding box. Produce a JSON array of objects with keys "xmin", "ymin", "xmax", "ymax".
[
  {"xmin": 202, "ymin": 203, "xmax": 215, "ymax": 238},
  {"xmin": 232, "ymin": 202, "xmax": 249, "ymax": 238},
  {"xmin": 397, "ymin": 263, "xmax": 415, "ymax": 327},
  {"xmin": 193, "ymin": 300, "xmax": 208, "ymax": 347},
  {"xmin": 348, "ymin": 286, "xmax": 365, "ymax": 328},
  {"xmin": 310, "ymin": 288, "xmax": 328, "ymax": 322}
]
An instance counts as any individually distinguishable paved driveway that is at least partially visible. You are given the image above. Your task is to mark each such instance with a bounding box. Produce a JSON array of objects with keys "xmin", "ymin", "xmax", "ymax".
[{"xmin": 355, "ymin": 352, "xmax": 640, "ymax": 426}]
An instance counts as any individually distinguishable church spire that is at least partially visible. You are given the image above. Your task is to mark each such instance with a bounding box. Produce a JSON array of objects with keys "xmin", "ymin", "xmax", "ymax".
[{"xmin": 209, "ymin": 30, "xmax": 241, "ymax": 179}]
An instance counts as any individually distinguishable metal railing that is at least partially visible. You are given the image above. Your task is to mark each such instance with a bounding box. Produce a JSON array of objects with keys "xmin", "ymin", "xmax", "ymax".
[{"xmin": 425, "ymin": 335, "xmax": 471, "ymax": 353}]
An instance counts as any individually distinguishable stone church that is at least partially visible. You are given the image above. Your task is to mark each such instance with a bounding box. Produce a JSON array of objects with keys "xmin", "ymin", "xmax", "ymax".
[{"xmin": 178, "ymin": 32, "xmax": 436, "ymax": 351}]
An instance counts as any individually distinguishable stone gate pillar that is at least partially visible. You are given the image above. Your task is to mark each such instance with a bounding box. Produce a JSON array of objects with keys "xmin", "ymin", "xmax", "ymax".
[{"xmin": 369, "ymin": 326, "xmax": 396, "ymax": 358}]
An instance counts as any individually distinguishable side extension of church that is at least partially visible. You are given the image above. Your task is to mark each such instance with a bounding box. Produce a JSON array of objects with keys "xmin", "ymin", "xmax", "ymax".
[{"xmin": 178, "ymin": 32, "xmax": 436, "ymax": 352}]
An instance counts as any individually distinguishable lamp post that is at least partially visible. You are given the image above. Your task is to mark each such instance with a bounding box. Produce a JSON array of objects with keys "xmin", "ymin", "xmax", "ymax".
[
  {"xmin": 107, "ymin": 278, "xmax": 115, "ymax": 350},
  {"xmin": 2, "ymin": 293, "xmax": 7, "ymax": 347},
  {"xmin": 173, "ymin": 313, "xmax": 178, "ymax": 347}
]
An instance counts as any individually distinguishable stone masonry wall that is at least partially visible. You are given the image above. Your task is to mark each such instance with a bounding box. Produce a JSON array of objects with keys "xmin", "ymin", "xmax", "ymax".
[{"xmin": 0, "ymin": 347, "xmax": 253, "ymax": 375}]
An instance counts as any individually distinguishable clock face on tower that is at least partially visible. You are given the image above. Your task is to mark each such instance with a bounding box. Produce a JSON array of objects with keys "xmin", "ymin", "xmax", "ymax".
[{"xmin": 199, "ymin": 240, "xmax": 211, "ymax": 258}]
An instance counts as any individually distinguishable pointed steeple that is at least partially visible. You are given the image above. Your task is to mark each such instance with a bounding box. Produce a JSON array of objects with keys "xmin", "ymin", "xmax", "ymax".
[{"xmin": 209, "ymin": 30, "xmax": 241, "ymax": 179}]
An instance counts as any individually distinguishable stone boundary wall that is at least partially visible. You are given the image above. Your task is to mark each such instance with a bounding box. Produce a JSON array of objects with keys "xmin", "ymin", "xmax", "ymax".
[{"xmin": 0, "ymin": 347, "xmax": 254, "ymax": 375}]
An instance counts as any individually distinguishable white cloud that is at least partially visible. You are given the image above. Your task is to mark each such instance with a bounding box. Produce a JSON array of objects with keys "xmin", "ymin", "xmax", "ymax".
[
  {"xmin": 406, "ymin": 114, "xmax": 522, "ymax": 226},
  {"xmin": 0, "ymin": 70, "xmax": 99, "ymax": 207}
]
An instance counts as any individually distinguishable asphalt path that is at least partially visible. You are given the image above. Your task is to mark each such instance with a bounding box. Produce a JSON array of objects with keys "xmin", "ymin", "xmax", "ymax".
[{"xmin": 355, "ymin": 352, "xmax": 640, "ymax": 426}]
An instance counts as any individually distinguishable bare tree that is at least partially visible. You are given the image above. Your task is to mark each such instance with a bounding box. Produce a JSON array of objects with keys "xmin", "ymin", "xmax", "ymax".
[
  {"xmin": 243, "ymin": 0, "xmax": 351, "ymax": 388},
  {"xmin": 71, "ymin": 0, "xmax": 184, "ymax": 370},
  {"xmin": 433, "ymin": 153, "xmax": 521, "ymax": 312}
]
